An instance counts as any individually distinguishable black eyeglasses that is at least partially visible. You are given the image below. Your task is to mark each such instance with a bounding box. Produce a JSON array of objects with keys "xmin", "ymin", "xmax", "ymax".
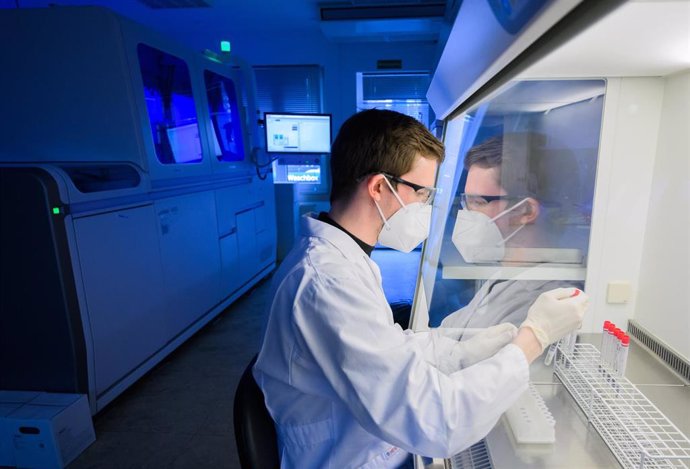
[
  {"xmin": 381, "ymin": 172, "xmax": 436, "ymax": 204},
  {"xmin": 460, "ymin": 193, "xmax": 522, "ymax": 210},
  {"xmin": 355, "ymin": 171, "xmax": 437, "ymax": 204}
]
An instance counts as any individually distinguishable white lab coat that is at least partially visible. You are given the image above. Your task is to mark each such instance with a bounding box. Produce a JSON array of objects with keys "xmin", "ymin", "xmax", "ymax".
[{"xmin": 254, "ymin": 214, "xmax": 529, "ymax": 469}]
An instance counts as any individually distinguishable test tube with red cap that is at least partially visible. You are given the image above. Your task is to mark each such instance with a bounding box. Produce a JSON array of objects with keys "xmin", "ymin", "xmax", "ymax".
[
  {"xmin": 607, "ymin": 327, "xmax": 618, "ymax": 369},
  {"xmin": 604, "ymin": 322, "xmax": 616, "ymax": 368},
  {"xmin": 612, "ymin": 328, "xmax": 624, "ymax": 374},
  {"xmin": 601, "ymin": 321, "xmax": 612, "ymax": 366},
  {"xmin": 610, "ymin": 325, "xmax": 620, "ymax": 368},
  {"xmin": 616, "ymin": 334, "xmax": 630, "ymax": 377},
  {"xmin": 604, "ymin": 323, "xmax": 616, "ymax": 368}
]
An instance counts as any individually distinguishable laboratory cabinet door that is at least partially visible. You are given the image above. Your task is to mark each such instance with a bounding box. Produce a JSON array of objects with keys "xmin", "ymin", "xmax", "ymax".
[
  {"xmin": 219, "ymin": 230, "xmax": 241, "ymax": 297},
  {"xmin": 215, "ymin": 186, "xmax": 248, "ymax": 297},
  {"xmin": 73, "ymin": 204, "xmax": 168, "ymax": 397},
  {"xmin": 236, "ymin": 208, "xmax": 259, "ymax": 287},
  {"xmin": 235, "ymin": 203, "xmax": 274, "ymax": 287},
  {"xmin": 155, "ymin": 192, "xmax": 222, "ymax": 337},
  {"xmin": 253, "ymin": 201, "xmax": 275, "ymax": 270},
  {"xmin": 215, "ymin": 186, "xmax": 275, "ymax": 296}
]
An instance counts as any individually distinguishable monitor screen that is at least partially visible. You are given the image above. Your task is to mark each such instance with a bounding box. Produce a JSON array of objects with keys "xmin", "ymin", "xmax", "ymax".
[{"xmin": 265, "ymin": 113, "xmax": 331, "ymax": 154}]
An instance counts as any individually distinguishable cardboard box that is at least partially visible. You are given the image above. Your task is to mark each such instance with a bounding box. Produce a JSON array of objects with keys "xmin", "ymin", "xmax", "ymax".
[
  {"xmin": 0, "ymin": 391, "xmax": 41, "ymax": 467},
  {"xmin": 5, "ymin": 393, "xmax": 95, "ymax": 469},
  {"xmin": 1, "ymin": 403, "xmax": 22, "ymax": 467}
]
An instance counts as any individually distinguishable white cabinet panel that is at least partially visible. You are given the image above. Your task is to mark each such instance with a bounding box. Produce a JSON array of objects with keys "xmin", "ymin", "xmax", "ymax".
[
  {"xmin": 215, "ymin": 186, "xmax": 242, "ymax": 237},
  {"xmin": 219, "ymin": 232, "xmax": 241, "ymax": 297},
  {"xmin": 236, "ymin": 209, "xmax": 258, "ymax": 286},
  {"xmin": 156, "ymin": 192, "xmax": 221, "ymax": 336},
  {"xmin": 74, "ymin": 205, "xmax": 167, "ymax": 396}
]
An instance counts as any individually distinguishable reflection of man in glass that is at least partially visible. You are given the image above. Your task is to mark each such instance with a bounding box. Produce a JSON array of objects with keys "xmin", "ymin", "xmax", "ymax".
[{"xmin": 443, "ymin": 134, "xmax": 583, "ymax": 329}]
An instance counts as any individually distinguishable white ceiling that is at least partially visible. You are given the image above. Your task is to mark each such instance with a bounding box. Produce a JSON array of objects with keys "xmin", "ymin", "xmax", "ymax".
[{"xmin": 522, "ymin": 0, "xmax": 690, "ymax": 78}]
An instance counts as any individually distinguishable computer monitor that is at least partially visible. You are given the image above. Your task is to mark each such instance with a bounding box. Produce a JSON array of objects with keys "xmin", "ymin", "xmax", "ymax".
[{"xmin": 264, "ymin": 113, "xmax": 331, "ymax": 154}]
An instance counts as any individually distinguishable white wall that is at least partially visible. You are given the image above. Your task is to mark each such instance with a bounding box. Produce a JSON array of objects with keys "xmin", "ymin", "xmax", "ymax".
[{"xmin": 633, "ymin": 70, "xmax": 690, "ymax": 359}]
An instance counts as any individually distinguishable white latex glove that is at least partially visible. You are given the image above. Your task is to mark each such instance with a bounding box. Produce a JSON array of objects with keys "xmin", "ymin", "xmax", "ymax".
[
  {"xmin": 520, "ymin": 287, "xmax": 589, "ymax": 352},
  {"xmin": 437, "ymin": 323, "xmax": 518, "ymax": 374}
]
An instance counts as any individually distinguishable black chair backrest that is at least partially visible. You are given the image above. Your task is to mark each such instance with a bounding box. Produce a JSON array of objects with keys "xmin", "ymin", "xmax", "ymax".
[{"xmin": 234, "ymin": 355, "xmax": 280, "ymax": 469}]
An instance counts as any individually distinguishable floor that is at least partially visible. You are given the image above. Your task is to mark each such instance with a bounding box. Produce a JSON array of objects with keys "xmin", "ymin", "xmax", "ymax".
[{"xmin": 67, "ymin": 248, "xmax": 418, "ymax": 469}]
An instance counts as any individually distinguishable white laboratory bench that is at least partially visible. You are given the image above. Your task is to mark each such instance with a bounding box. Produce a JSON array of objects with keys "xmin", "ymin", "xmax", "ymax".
[
  {"xmin": 487, "ymin": 334, "xmax": 688, "ymax": 468},
  {"xmin": 418, "ymin": 333, "xmax": 690, "ymax": 469}
]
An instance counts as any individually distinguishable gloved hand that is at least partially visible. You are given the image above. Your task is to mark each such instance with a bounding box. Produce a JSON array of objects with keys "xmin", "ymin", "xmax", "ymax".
[
  {"xmin": 520, "ymin": 288, "xmax": 589, "ymax": 352},
  {"xmin": 437, "ymin": 323, "xmax": 518, "ymax": 373}
]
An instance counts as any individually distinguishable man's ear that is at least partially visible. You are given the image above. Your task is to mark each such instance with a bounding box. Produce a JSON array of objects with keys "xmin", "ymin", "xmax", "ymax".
[
  {"xmin": 518, "ymin": 197, "xmax": 540, "ymax": 224},
  {"xmin": 367, "ymin": 174, "xmax": 387, "ymax": 202}
]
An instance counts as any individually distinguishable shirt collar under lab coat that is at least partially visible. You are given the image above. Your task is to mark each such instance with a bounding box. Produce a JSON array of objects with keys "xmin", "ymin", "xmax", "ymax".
[
  {"xmin": 300, "ymin": 213, "xmax": 385, "ymax": 280},
  {"xmin": 316, "ymin": 212, "xmax": 375, "ymax": 257},
  {"xmin": 300, "ymin": 213, "xmax": 370, "ymax": 261}
]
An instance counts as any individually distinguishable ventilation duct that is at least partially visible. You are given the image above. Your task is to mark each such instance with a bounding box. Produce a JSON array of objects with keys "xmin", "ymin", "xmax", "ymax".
[
  {"xmin": 138, "ymin": 0, "xmax": 213, "ymax": 8},
  {"xmin": 320, "ymin": 2, "xmax": 448, "ymax": 42},
  {"xmin": 321, "ymin": 3, "xmax": 447, "ymax": 21},
  {"xmin": 376, "ymin": 59, "xmax": 403, "ymax": 69}
]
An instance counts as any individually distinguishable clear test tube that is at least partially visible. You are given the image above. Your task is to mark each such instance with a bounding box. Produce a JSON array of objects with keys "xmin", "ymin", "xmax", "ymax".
[
  {"xmin": 604, "ymin": 323, "xmax": 616, "ymax": 368},
  {"xmin": 617, "ymin": 334, "xmax": 630, "ymax": 377},
  {"xmin": 562, "ymin": 332, "xmax": 573, "ymax": 355},
  {"xmin": 608, "ymin": 327, "xmax": 620, "ymax": 371},
  {"xmin": 613, "ymin": 329, "xmax": 625, "ymax": 375},
  {"xmin": 601, "ymin": 321, "xmax": 611, "ymax": 365},
  {"xmin": 612, "ymin": 328, "xmax": 623, "ymax": 369},
  {"xmin": 544, "ymin": 341, "xmax": 558, "ymax": 366},
  {"xmin": 612, "ymin": 330, "xmax": 619, "ymax": 374},
  {"xmin": 602, "ymin": 323, "xmax": 610, "ymax": 367},
  {"xmin": 563, "ymin": 333, "xmax": 576, "ymax": 368}
]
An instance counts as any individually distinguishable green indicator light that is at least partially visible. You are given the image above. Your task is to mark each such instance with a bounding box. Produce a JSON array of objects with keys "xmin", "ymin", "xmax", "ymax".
[
  {"xmin": 220, "ymin": 40, "xmax": 231, "ymax": 53},
  {"xmin": 52, "ymin": 207, "xmax": 61, "ymax": 215}
]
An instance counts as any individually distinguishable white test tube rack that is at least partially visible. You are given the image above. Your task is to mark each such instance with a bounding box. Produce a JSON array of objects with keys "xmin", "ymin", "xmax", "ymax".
[{"xmin": 553, "ymin": 342, "xmax": 690, "ymax": 468}]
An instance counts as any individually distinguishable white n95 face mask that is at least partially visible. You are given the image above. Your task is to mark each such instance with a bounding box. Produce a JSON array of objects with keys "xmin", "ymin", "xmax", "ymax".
[
  {"xmin": 375, "ymin": 177, "xmax": 432, "ymax": 253},
  {"xmin": 451, "ymin": 198, "xmax": 529, "ymax": 263}
]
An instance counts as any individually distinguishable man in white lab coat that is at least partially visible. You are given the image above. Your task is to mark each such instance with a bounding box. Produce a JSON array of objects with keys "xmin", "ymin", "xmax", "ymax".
[
  {"xmin": 444, "ymin": 134, "xmax": 584, "ymax": 330},
  {"xmin": 254, "ymin": 110, "xmax": 587, "ymax": 469}
]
